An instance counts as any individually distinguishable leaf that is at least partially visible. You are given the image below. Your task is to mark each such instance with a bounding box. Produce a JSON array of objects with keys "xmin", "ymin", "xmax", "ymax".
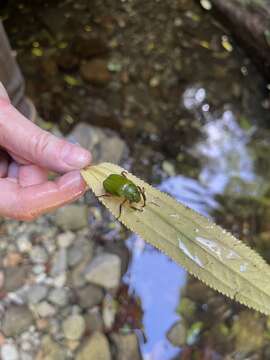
[{"xmin": 81, "ymin": 163, "xmax": 270, "ymax": 315}]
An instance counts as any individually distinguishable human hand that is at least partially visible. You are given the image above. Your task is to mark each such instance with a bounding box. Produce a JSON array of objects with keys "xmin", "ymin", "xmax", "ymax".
[{"xmin": 0, "ymin": 82, "xmax": 91, "ymax": 220}]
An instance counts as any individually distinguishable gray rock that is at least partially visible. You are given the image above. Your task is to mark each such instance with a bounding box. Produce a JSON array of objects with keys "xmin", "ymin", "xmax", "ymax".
[
  {"xmin": 2, "ymin": 305, "xmax": 34, "ymax": 336},
  {"xmin": 76, "ymin": 284, "xmax": 104, "ymax": 309},
  {"xmin": 30, "ymin": 246, "xmax": 48, "ymax": 264},
  {"xmin": 4, "ymin": 265, "xmax": 29, "ymax": 292},
  {"xmin": 26, "ymin": 285, "xmax": 48, "ymax": 304},
  {"xmin": 111, "ymin": 333, "xmax": 142, "ymax": 360},
  {"xmin": 67, "ymin": 245, "xmax": 84, "ymax": 267},
  {"xmin": 68, "ymin": 123, "xmax": 127, "ymax": 164},
  {"xmin": 62, "ymin": 314, "xmax": 86, "ymax": 340},
  {"xmin": 76, "ymin": 332, "xmax": 111, "ymax": 360},
  {"xmin": 166, "ymin": 321, "xmax": 187, "ymax": 347},
  {"xmin": 50, "ymin": 248, "xmax": 67, "ymax": 277},
  {"xmin": 40, "ymin": 335, "xmax": 66, "ymax": 360},
  {"xmin": 48, "ymin": 288, "xmax": 69, "ymax": 307},
  {"xmin": 55, "ymin": 204, "xmax": 88, "ymax": 231},
  {"xmin": 1, "ymin": 343, "xmax": 19, "ymax": 360},
  {"xmin": 84, "ymin": 253, "xmax": 121, "ymax": 289}
]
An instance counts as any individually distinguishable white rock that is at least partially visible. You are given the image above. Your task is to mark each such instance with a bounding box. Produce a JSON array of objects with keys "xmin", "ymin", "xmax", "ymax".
[
  {"xmin": 1, "ymin": 344, "xmax": 19, "ymax": 360},
  {"xmin": 35, "ymin": 301, "xmax": 56, "ymax": 317},
  {"xmin": 57, "ymin": 231, "xmax": 75, "ymax": 248}
]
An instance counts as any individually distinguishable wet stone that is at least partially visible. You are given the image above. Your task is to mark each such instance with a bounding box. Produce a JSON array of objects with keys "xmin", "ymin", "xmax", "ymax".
[
  {"xmin": 50, "ymin": 248, "xmax": 67, "ymax": 277},
  {"xmin": 76, "ymin": 283, "xmax": 104, "ymax": 309},
  {"xmin": 62, "ymin": 314, "xmax": 86, "ymax": 341},
  {"xmin": 75, "ymin": 332, "xmax": 111, "ymax": 360},
  {"xmin": 84, "ymin": 253, "xmax": 121, "ymax": 289},
  {"xmin": 80, "ymin": 59, "xmax": 111, "ymax": 86},
  {"xmin": 85, "ymin": 308, "xmax": 104, "ymax": 333},
  {"xmin": 55, "ymin": 204, "xmax": 89, "ymax": 231},
  {"xmin": 35, "ymin": 301, "xmax": 56, "ymax": 318},
  {"xmin": 2, "ymin": 305, "xmax": 34, "ymax": 337},
  {"xmin": 67, "ymin": 245, "xmax": 84, "ymax": 267},
  {"xmin": 167, "ymin": 321, "xmax": 187, "ymax": 347},
  {"xmin": 57, "ymin": 231, "xmax": 75, "ymax": 248},
  {"xmin": 111, "ymin": 333, "xmax": 142, "ymax": 360}
]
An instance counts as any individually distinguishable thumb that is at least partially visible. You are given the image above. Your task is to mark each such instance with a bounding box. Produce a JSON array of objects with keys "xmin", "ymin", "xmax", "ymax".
[{"xmin": 0, "ymin": 83, "xmax": 91, "ymax": 173}]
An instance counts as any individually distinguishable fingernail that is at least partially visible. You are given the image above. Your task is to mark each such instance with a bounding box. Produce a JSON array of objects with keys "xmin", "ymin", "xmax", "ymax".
[
  {"xmin": 62, "ymin": 143, "xmax": 91, "ymax": 169},
  {"xmin": 0, "ymin": 82, "xmax": 9, "ymax": 99}
]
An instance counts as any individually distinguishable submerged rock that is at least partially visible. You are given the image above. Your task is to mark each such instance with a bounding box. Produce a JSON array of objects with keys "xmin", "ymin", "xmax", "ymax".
[
  {"xmin": 39, "ymin": 335, "xmax": 66, "ymax": 360},
  {"xmin": 75, "ymin": 284, "xmax": 104, "ymax": 309},
  {"xmin": 62, "ymin": 314, "xmax": 86, "ymax": 341},
  {"xmin": 68, "ymin": 123, "xmax": 127, "ymax": 165},
  {"xmin": 111, "ymin": 333, "xmax": 142, "ymax": 360},
  {"xmin": 80, "ymin": 59, "xmax": 111, "ymax": 86}
]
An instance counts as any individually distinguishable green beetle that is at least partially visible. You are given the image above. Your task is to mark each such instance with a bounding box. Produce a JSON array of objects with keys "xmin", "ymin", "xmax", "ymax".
[{"xmin": 99, "ymin": 171, "xmax": 146, "ymax": 219}]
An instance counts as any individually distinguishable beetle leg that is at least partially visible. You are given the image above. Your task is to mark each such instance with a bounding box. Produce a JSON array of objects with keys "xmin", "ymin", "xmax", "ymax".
[
  {"xmin": 129, "ymin": 200, "xmax": 143, "ymax": 213},
  {"xmin": 117, "ymin": 198, "xmax": 128, "ymax": 220},
  {"xmin": 121, "ymin": 170, "xmax": 128, "ymax": 178},
  {"xmin": 97, "ymin": 193, "xmax": 111, "ymax": 198},
  {"xmin": 138, "ymin": 186, "xmax": 146, "ymax": 207}
]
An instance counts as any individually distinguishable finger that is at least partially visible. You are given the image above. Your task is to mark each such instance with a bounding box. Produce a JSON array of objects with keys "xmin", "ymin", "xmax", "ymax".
[
  {"xmin": 0, "ymin": 85, "xmax": 91, "ymax": 173},
  {"xmin": 18, "ymin": 165, "xmax": 48, "ymax": 187},
  {"xmin": 8, "ymin": 161, "xmax": 19, "ymax": 178},
  {"xmin": 0, "ymin": 171, "xmax": 87, "ymax": 220},
  {"xmin": 0, "ymin": 150, "xmax": 8, "ymax": 177}
]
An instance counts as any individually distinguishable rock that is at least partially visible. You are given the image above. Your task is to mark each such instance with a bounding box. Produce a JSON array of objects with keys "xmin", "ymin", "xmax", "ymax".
[
  {"xmin": 102, "ymin": 295, "xmax": 117, "ymax": 330},
  {"xmin": 80, "ymin": 59, "xmax": 111, "ymax": 86},
  {"xmin": 4, "ymin": 265, "xmax": 29, "ymax": 292},
  {"xmin": 76, "ymin": 332, "xmax": 111, "ymax": 360},
  {"xmin": 73, "ymin": 33, "xmax": 108, "ymax": 58},
  {"xmin": 57, "ymin": 231, "xmax": 75, "ymax": 248},
  {"xmin": 50, "ymin": 248, "xmax": 67, "ymax": 277},
  {"xmin": 85, "ymin": 308, "xmax": 104, "ymax": 333},
  {"xmin": 35, "ymin": 301, "xmax": 56, "ymax": 318},
  {"xmin": 67, "ymin": 245, "xmax": 84, "ymax": 267},
  {"xmin": 26, "ymin": 285, "xmax": 48, "ymax": 304},
  {"xmin": 167, "ymin": 321, "xmax": 187, "ymax": 347},
  {"xmin": 232, "ymin": 310, "xmax": 264, "ymax": 353},
  {"xmin": 16, "ymin": 234, "xmax": 32, "ymax": 253},
  {"xmin": 1, "ymin": 343, "xmax": 19, "ymax": 360},
  {"xmin": 111, "ymin": 333, "xmax": 142, "ymax": 360},
  {"xmin": 76, "ymin": 284, "xmax": 104, "ymax": 309},
  {"xmin": 48, "ymin": 288, "xmax": 69, "ymax": 307},
  {"xmin": 62, "ymin": 314, "xmax": 86, "ymax": 341},
  {"xmin": 68, "ymin": 123, "xmax": 127, "ymax": 164},
  {"xmin": 2, "ymin": 305, "xmax": 34, "ymax": 336},
  {"xmin": 55, "ymin": 204, "xmax": 88, "ymax": 231},
  {"xmin": 0, "ymin": 270, "xmax": 4, "ymax": 289},
  {"xmin": 30, "ymin": 246, "xmax": 48, "ymax": 264},
  {"xmin": 84, "ymin": 253, "xmax": 121, "ymax": 289},
  {"xmin": 39, "ymin": 335, "xmax": 66, "ymax": 360}
]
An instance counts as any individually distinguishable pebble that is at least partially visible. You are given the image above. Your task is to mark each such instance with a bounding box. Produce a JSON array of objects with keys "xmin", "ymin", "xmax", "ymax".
[
  {"xmin": 39, "ymin": 335, "xmax": 66, "ymax": 360},
  {"xmin": 62, "ymin": 314, "xmax": 86, "ymax": 341},
  {"xmin": 67, "ymin": 245, "xmax": 84, "ymax": 267},
  {"xmin": 76, "ymin": 284, "xmax": 104, "ymax": 309},
  {"xmin": 1, "ymin": 343, "xmax": 19, "ymax": 360},
  {"xmin": 166, "ymin": 321, "xmax": 187, "ymax": 347},
  {"xmin": 75, "ymin": 332, "xmax": 111, "ymax": 360},
  {"xmin": 48, "ymin": 288, "xmax": 69, "ymax": 307},
  {"xmin": 27, "ymin": 285, "xmax": 48, "ymax": 304},
  {"xmin": 111, "ymin": 333, "xmax": 142, "ymax": 360},
  {"xmin": 30, "ymin": 246, "xmax": 48, "ymax": 264},
  {"xmin": 80, "ymin": 59, "xmax": 111, "ymax": 86},
  {"xmin": 84, "ymin": 253, "xmax": 121, "ymax": 289},
  {"xmin": 35, "ymin": 301, "xmax": 56, "ymax": 318},
  {"xmin": 102, "ymin": 295, "xmax": 117, "ymax": 330},
  {"xmin": 55, "ymin": 204, "xmax": 89, "ymax": 231},
  {"xmin": 2, "ymin": 306, "xmax": 34, "ymax": 337},
  {"xmin": 0, "ymin": 270, "xmax": 4, "ymax": 289},
  {"xmin": 57, "ymin": 231, "xmax": 75, "ymax": 248},
  {"xmin": 4, "ymin": 265, "xmax": 28, "ymax": 292},
  {"xmin": 50, "ymin": 248, "xmax": 67, "ymax": 277},
  {"xmin": 16, "ymin": 234, "xmax": 32, "ymax": 253}
]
